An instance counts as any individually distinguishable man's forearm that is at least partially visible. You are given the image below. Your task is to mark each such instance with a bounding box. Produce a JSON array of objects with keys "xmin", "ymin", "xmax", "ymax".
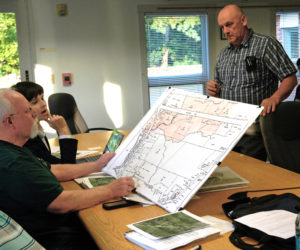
[
  {"xmin": 51, "ymin": 162, "xmax": 100, "ymax": 181},
  {"xmin": 271, "ymin": 74, "xmax": 297, "ymax": 102},
  {"xmin": 51, "ymin": 152, "xmax": 114, "ymax": 181},
  {"xmin": 47, "ymin": 176, "xmax": 134, "ymax": 213},
  {"xmin": 47, "ymin": 187, "xmax": 112, "ymax": 214}
]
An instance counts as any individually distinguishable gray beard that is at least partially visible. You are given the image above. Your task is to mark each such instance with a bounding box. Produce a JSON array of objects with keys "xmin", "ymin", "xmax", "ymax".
[{"xmin": 30, "ymin": 119, "xmax": 39, "ymax": 139}]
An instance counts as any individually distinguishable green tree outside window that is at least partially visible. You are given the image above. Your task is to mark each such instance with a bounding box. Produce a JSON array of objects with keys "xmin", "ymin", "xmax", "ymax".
[{"xmin": 0, "ymin": 13, "xmax": 20, "ymax": 80}]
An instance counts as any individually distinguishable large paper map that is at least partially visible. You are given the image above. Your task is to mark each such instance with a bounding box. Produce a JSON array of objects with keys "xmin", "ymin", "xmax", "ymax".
[{"xmin": 103, "ymin": 88, "xmax": 262, "ymax": 212}]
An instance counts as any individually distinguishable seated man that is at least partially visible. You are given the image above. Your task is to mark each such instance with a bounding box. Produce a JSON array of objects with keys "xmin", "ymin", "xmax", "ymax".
[
  {"xmin": 0, "ymin": 89, "xmax": 135, "ymax": 249},
  {"xmin": 0, "ymin": 210, "xmax": 45, "ymax": 250}
]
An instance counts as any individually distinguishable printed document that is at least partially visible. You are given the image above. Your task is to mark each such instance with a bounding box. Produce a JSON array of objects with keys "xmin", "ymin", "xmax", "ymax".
[{"xmin": 235, "ymin": 210, "xmax": 297, "ymax": 239}]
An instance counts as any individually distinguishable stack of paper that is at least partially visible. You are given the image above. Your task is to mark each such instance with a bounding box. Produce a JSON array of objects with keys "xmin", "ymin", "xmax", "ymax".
[
  {"xmin": 198, "ymin": 166, "xmax": 249, "ymax": 193},
  {"xmin": 125, "ymin": 210, "xmax": 220, "ymax": 250}
]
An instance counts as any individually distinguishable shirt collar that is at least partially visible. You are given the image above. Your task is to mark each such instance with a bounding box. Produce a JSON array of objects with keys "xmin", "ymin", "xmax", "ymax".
[
  {"xmin": 241, "ymin": 28, "xmax": 253, "ymax": 48},
  {"xmin": 38, "ymin": 130, "xmax": 46, "ymax": 138}
]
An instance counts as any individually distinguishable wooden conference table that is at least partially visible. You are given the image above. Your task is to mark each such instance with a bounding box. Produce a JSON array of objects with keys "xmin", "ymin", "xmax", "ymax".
[{"xmin": 49, "ymin": 131, "xmax": 300, "ymax": 250}]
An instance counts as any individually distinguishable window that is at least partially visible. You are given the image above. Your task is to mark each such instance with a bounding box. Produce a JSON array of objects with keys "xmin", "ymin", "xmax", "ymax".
[
  {"xmin": 0, "ymin": 12, "xmax": 20, "ymax": 87},
  {"xmin": 144, "ymin": 14, "xmax": 209, "ymax": 107},
  {"xmin": 276, "ymin": 12, "xmax": 300, "ymax": 101}
]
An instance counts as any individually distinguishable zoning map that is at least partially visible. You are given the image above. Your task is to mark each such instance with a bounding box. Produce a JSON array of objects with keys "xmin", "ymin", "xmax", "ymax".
[{"xmin": 103, "ymin": 88, "xmax": 262, "ymax": 212}]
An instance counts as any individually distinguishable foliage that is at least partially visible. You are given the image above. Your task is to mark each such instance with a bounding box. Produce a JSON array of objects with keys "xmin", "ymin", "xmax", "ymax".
[
  {"xmin": 0, "ymin": 13, "xmax": 19, "ymax": 76},
  {"xmin": 145, "ymin": 15, "xmax": 202, "ymax": 68}
]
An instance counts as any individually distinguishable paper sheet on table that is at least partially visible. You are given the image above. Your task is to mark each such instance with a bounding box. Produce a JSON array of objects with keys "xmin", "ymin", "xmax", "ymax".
[
  {"xmin": 127, "ymin": 210, "xmax": 212, "ymax": 240},
  {"xmin": 125, "ymin": 211, "xmax": 220, "ymax": 249},
  {"xmin": 235, "ymin": 210, "xmax": 297, "ymax": 239},
  {"xmin": 125, "ymin": 227, "xmax": 219, "ymax": 250},
  {"xmin": 202, "ymin": 215, "xmax": 234, "ymax": 235}
]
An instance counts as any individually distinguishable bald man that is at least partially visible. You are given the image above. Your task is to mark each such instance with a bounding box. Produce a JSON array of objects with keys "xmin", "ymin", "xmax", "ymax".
[
  {"xmin": 206, "ymin": 4, "xmax": 297, "ymax": 161},
  {"xmin": 0, "ymin": 89, "xmax": 135, "ymax": 249}
]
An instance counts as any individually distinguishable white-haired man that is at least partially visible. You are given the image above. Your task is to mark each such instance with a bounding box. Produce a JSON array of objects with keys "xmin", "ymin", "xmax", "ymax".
[{"xmin": 0, "ymin": 89, "xmax": 135, "ymax": 249}]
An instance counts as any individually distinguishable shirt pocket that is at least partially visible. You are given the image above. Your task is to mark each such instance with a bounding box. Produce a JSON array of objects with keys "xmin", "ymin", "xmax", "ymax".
[{"xmin": 242, "ymin": 57, "xmax": 262, "ymax": 87}]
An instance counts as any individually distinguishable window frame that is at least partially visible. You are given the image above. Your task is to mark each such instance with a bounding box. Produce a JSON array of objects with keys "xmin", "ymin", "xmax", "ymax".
[
  {"xmin": 276, "ymin": 11, "xmax": 300, "ymax": 64},
  {"xmin": 0, "ymin": 0, "xmax": 35, "ymax": 83},
  {"xmin": 274, "ymin": 9, "xmax": 300, "ymax": 101}
]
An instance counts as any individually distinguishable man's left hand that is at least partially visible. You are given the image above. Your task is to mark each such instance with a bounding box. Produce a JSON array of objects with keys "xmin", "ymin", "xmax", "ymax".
[
  {"xmin": 260, "ymin": 96, "xmax": 281, "ymax": 116},
  {"xmin": 95, "ymin": 152, "xmax": 115, "ymax": 170}
]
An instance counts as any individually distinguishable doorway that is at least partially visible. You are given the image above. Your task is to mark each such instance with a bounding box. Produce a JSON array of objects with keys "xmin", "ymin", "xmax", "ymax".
[
  {"xmin": 0, "ymin": 0, "xmax": 34, "ymax": 87},
  {"xmin": 0, "ymin": 12, "xmax": 21, "ymax": 87}
]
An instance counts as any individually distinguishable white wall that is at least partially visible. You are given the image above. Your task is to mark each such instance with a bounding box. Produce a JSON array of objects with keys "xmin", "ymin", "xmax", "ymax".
[
  {"xmin": 29, "ymin": 0, "xmax": 145, "ymax": 130},
  {"xmin": 22, "ymin": 0, "xmax": 300, "ymax": 130}
]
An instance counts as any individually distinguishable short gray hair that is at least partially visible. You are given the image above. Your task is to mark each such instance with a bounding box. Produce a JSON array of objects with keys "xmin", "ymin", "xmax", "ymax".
[{"xmin": 0, "ymin": 88, "xmax": 16, "ymax": 121}]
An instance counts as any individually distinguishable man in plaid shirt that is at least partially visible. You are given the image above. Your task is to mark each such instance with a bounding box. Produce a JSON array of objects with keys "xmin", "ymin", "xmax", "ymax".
[
  {"xmin": 0, "ymin": 210, "xmax": 44, "ymax": 250},
  {"xmin": 206, "ymin": 4, "xmax": 297, "ymax": 161}
]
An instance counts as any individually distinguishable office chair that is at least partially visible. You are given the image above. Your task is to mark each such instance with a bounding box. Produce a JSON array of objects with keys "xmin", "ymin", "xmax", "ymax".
[
  {"xmin": 294, "ymin": 85, "xmax": 300, "ymax": 101},
  {"xmin": 48, "ymin": 93, "xmax": 112, "ymax": 134},
  {"xmin": 260, "ymin": 101, "xmax": 300, "ymax": 174}
]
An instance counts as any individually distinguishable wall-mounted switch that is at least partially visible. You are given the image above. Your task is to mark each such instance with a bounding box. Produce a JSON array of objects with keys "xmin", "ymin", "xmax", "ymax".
[{"xmin": 62, "ymin": 73, "xmax": 72, "ymax": 85}]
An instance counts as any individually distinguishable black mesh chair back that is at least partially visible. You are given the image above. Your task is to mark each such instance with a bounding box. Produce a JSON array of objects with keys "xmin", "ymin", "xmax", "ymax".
[
  {"xmin": 48, "ymin": 93, "xmax": 112, "ymax": 134},
  {"xmin": 260, "ymin": 101, "xmax": 300, "ymax": 174}
]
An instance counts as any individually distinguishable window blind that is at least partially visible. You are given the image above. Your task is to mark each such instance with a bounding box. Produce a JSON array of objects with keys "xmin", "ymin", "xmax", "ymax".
[{"xmin": 276, "ymin": 12, "xmax": 300, "ymax": 101}]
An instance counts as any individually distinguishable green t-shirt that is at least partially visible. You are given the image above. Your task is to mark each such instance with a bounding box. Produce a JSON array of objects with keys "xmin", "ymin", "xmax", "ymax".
[{"xmin": 0, "ymin": 140, "xmax": 65, "ymax": 235}]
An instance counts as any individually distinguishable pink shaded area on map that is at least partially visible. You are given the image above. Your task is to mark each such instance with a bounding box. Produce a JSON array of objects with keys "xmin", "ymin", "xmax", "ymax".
[
  {"xmin": 182, "ymin": 96, "xmax": 234, "ymax": 116},
  {"xmin": 145, "ymin": 110, "xmax": 222, "ymax": 143}
]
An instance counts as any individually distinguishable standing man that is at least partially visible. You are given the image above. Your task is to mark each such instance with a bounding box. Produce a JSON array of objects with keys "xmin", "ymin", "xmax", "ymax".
[
  {"xmin": 206, "ymin": 4, "xmax": 297, "ymax": 160},
  {"xmin": 0, "ymin": 89, "xmax": 135, "ymax": 249}
]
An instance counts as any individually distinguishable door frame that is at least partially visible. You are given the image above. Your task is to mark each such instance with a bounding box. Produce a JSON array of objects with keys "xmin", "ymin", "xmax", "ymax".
[{"xmin": 0, "ymin": 0, "xmax": 35, "ymax": 82}]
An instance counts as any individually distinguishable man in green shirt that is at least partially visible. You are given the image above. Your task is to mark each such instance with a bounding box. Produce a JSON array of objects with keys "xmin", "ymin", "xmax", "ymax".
[{"xmin": 0, "ymin": 89, "xmax": 135, "ymax": 249}]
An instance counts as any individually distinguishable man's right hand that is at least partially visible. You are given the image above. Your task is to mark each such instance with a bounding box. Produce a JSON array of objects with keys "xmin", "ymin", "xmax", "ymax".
[
  {"xmin": 206, "ymin": 80, "xmax": 221, "ymax": 97},
  {"xmin": 107, "ymin": 177, "xmax": 135, "ymax": 198},
  {"xmin": 47, "ymin": 177, "xmax": 135, "ymax": 213}
]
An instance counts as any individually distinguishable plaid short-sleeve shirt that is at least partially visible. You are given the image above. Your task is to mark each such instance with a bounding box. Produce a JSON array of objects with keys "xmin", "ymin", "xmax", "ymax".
[
  {"xmin": 0, "ymin": 211, "xmax": 44, "ymax": 250},
  {"xmin": 214, "ymin": 29, "xmax": 297, "ymax": 105}
]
